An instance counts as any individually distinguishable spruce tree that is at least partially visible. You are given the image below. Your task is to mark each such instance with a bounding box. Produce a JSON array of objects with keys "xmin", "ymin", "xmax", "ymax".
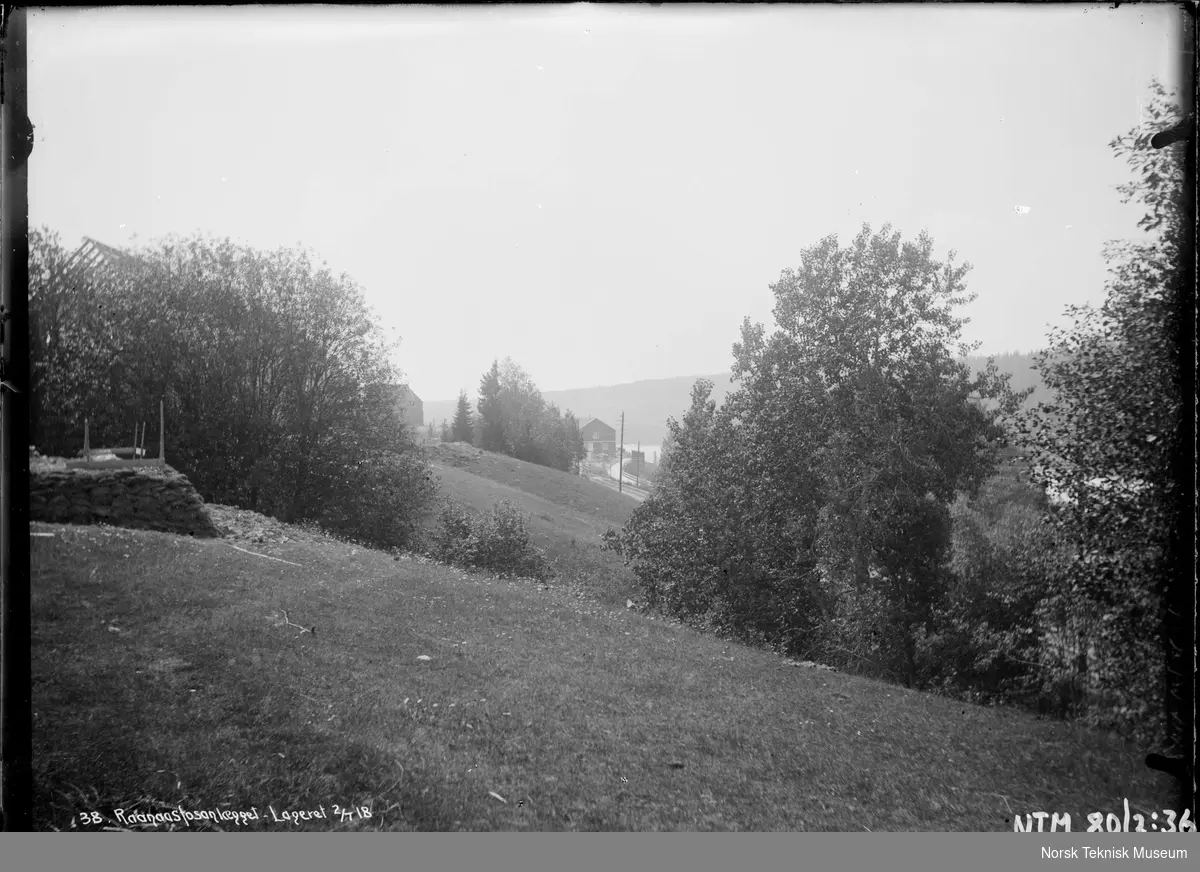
[
  {"xmin": 451, "ymin": 390, "xmax": 474, "ymax": 443},
  {"xmin": 476, "ymin": 360, "xmax": 506, "ymax": 452}
]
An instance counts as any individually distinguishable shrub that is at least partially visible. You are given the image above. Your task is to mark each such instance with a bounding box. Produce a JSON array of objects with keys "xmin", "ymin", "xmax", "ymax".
[
  {"xmin": 911, "ymin": 466, "xmax": 1163, "ymax": 743},
  {"xmin": 316, "ymin": 452, "xmax": 437, "ymax": 552},
  {"xmin": 810, "ymin": 578, "xmax": 909, "ymax": 684},
  {"xmin": 433, "ymin": 499, "xmax": 549, "ymax": 580}
]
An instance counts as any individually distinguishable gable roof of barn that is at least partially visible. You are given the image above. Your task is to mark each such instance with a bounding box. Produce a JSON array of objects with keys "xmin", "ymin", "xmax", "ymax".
[
  {"xmin": 579, "ymin": 417, "xmax": 614, "ymax": 434},
  {"xmin": 62, "ymin": 236, "xmax": 144, "ymax": 281}
]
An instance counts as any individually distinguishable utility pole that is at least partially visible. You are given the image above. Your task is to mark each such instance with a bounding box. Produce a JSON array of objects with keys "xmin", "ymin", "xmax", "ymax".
[
  {"xmin": 636, "ymin": 441, "xmax": 640, "ymax": 489},
  {"xmin": 618, "ymin": 412, "xmax": 624, "ymax": 494},
  {"xmin": 1, "ymin": 6, "xmax": 33, "ymax": 832}
]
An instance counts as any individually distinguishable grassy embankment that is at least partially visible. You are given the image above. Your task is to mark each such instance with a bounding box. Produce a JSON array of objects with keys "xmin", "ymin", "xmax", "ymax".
[
  {"xmin": 30, "ymin": 444, "xmax": 1176, "ymax": 831},
  {"xmin": 423, "ymin": 441, "xmax": 640, "ymax": 605}
]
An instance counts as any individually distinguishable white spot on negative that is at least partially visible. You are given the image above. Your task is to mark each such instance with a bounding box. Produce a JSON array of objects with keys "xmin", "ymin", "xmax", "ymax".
[{"xmin": 1014, "ymin": 205, "xmax": 1031, "ymax": 215}]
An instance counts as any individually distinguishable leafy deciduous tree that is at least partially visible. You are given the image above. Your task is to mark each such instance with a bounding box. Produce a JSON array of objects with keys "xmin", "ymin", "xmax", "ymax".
[
  {"xmin": 29, "ymin": 230, "xmax": 434, "ymax": 549},
  {"xmin": 1016, "ymin": 81, "xmax": 1189, "ymax": 752},
  {"xmin": 609, "ymin": 224, "xmax": 1025, "ymax": 685}
]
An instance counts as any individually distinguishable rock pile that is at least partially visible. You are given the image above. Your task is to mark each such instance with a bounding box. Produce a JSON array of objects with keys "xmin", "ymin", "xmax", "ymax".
[
  {"xmin": 30, "ymin": 465, "xmax": 221, "ymax": 538},
  {"xmin": 204, "ymin": 503, "xmax": 327, "ymax": 546},
  {"xmin": 426, "ymin": 441, "xmax": 486, "ymax": 469}
]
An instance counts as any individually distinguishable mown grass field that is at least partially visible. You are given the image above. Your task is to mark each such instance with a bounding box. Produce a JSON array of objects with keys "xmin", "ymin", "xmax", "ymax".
[{"xmin": 31, "ymin": 501, "xmax": 1176, "ymax": 831}]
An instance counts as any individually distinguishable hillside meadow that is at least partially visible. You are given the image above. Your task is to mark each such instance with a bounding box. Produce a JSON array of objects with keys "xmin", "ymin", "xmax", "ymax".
[
  {"xmin": 29, "ymin": 446, "xmax": 1176, "ymax": 831},
  {"xmin": 423, "ymin": 441, "xmax": 640, "ymax": 606}
]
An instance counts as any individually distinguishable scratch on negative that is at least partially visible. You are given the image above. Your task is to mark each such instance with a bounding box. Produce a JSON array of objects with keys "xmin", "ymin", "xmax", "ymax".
[{"xmin": 226, "ymin": 543, "xmax": 303, "ymax": 567}]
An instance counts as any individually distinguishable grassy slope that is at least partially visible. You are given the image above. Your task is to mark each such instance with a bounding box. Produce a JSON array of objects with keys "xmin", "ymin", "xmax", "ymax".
[
  {"xmin": 425, "ymin": 442, "xmax": 636, "ymax": 525},
  {"xmin": 33, "ymin": 516, "xmax": 1174, "ymax": 832},
  {"xmin": 424, "ymin": 442, "xmax": 639, "ymax": 605}
]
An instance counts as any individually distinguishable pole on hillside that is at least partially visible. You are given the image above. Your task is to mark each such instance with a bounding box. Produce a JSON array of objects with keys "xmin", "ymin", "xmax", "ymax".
[
  {"xmin": 636, "ymin": 441, "xmax": 640, "ymax": 488},
  {"xmin": 1, "ymin": 6, "xmax": 33, "ymax": 831},
  {"xmin": 618, "ymin": 414, "xmax": 625, "ymax": 492},
  {"xmin": 159, "ymin": 400, "xmax": 165, "ymax": 467}
]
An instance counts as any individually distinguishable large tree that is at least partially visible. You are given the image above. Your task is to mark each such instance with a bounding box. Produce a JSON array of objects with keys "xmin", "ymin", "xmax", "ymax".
[
  {"xmin": 609, "ymin": 224, "xmax": 1023, "ymax": 684},
  {"xmin": 1016, "ymin": 81, "xmax": 1191, "ymax": 767},
  {"xmin": 733, "ymin": 224, "xmax": 1024, "ymax": 682},
  {"xmin": 497, "ymin": 357, "xmax": 546, "ymax": 462}
]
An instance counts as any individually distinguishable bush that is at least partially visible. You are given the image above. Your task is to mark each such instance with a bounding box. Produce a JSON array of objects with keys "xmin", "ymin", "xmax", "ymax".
[
  {"xmin": 433, "ymin": 499, "xmax": 549, "ymax": 580},
  {"xmin": 315, "ymin": 452, "xmax": 437, "ymax": 552},
  {"xmin": 924, "ymin": 479, "xmax": 1054, "ymax": 701},
  {"xmin": 910, "ymin": 467, "xmax": 1163, "ymax": 743},
  {"xmin": 810, "ymin": 579, "xmax": 909, "ymax": 684}
]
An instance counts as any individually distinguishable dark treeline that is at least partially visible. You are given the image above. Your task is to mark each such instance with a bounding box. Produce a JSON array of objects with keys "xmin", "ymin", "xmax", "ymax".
[
  {"xmin": 445, "ymin": 357, "xmax": 586, "ymax": 474},
  {"xmin": 30, "ymin": 231, "xmax": 435, "ymax": 549},
  {"xmin": 604, "ymin": 82, "xmax": 1188, "ymax": 755}
]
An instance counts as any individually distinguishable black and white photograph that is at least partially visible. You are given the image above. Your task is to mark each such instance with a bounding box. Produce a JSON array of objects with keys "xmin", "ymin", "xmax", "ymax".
[{"xmin": 4, "ymin": 2, "xmax": 1195, "ymax": 849}]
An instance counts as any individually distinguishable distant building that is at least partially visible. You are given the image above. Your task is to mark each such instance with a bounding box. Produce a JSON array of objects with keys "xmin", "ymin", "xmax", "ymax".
[
  {"xmin": 580, "ymin": 417, "xmax": 616, "ymax": 460},
  {"xmin": 63, "ymin": 236, "xmax": 144, "ymax": 279},
  {"xmin": 384, "ymin": 384, "xmax": 424, "ymax": 428}
]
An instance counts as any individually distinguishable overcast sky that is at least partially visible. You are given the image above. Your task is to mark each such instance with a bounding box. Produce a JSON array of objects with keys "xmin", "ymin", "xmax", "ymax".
[{"xmin": 29, "ymin": 4, "xmax": 1184, "ymax": 402}]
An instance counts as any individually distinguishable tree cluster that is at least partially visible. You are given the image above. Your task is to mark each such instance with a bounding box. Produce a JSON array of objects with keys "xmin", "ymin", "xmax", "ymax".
[
  {"xmin": 29, "ymin": 231, "xmax": 435, "ymax": 550},
  {"xmin": 1016, "ymin": 81, "xmax": 1189, "ymax": 750},
  {"xmin": 606, "ymin": 223, "xmax": 1026, "ymax": 685},
  {"xmin": 471, "ymin": 358, "xmax": 586, "ymax": 473},
  {"xmin": 604, "ymin": 83, "xmax": 1191, "ymax": 758}
]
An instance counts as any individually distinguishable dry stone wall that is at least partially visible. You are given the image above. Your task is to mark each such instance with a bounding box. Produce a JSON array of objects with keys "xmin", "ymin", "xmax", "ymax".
[{"xmin": 30, "ymin": 464, "xmax": 221, "ymax": 537}]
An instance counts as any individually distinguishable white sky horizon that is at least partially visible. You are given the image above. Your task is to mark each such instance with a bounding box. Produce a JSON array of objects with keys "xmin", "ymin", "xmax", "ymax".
[{"xmin": 28, "ymin": 4, "xmax": 1185, "ymax": 402}]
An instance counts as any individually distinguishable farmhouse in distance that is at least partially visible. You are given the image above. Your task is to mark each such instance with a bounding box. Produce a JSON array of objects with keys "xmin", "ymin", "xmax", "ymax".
[{"xmin": 580, "ymin": 417, "xmax": 616, "ymax": 460}]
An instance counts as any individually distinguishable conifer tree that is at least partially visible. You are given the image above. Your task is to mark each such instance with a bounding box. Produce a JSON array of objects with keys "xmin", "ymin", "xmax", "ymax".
[
  {"xmin": 476, "ymin": 360, "xmax": 506, "ymax": 451},
  {"xmin": 451, "ymin": 390, "xmax": 474, "ymax": 443}
]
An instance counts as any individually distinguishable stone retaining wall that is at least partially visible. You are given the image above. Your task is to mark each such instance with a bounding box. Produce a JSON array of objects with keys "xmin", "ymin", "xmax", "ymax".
[{"xmin": 30, "ymin": 464, "xmax": 221, "ymax": 537}]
